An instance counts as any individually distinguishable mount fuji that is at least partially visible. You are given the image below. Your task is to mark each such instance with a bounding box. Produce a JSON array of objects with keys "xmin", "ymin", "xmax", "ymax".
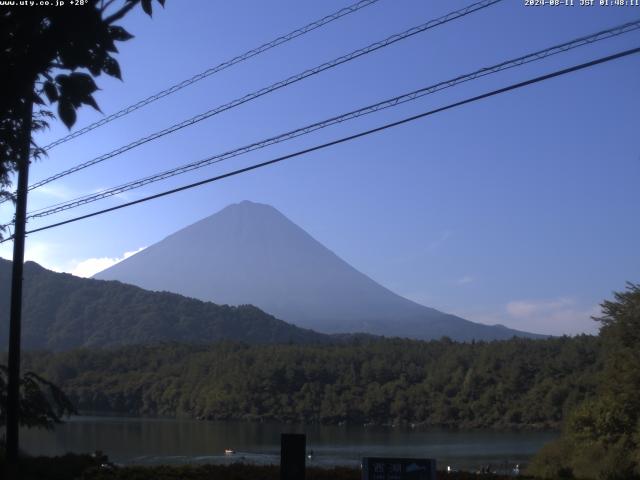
[{"xmin": 94, "ymin": 201, "xmax": 542, "ymax": 341}]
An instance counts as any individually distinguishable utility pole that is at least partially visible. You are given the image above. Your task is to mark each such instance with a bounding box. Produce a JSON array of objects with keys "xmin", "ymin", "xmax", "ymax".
[{"xmin": 5, "ymin": 82, "xmax": 34, "ymax": 475}]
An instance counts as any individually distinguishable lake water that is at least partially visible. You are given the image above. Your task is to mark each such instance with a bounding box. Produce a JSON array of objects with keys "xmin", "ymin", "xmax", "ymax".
[{"xmin": 20, "ymin": 416, "xmax": 557, "ymax": 472}]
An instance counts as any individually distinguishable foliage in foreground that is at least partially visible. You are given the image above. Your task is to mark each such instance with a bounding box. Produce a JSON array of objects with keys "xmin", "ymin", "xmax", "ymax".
[
  {"xmin": 0, "ymin": 454, "xmax": 530, "ymax": 480},
  {"xmin": 528, "ymin": 283, "xmax": 640, "ymax": 480},
  {"xmin": 77, "ymin": 464, "xmax": 529, "ymax": 480},
  {"xmin": 20, "ymin": 335, "xmax": 600, "ymax": 429},
  {"xmin": 0, "ymin": 452, "xmax": 97, "ymax": 480},
  {"xmin": 0, "ymin": 365, "xmax": 76, "ymax": 430},
  {"xmin": 1, "ymin": 0, "xmax": 165, "ymax": 223}
]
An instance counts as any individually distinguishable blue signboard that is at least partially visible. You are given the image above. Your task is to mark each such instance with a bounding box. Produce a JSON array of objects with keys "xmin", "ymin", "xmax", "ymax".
[{"xmin": 362, "ymin": 457, "xmax": 437, "ymax": 480}]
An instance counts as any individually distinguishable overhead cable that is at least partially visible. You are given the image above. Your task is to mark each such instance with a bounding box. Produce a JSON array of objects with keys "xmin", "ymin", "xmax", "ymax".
[
  {"xmin": 41, "ymin": 0, "xmax": 382, "ymax": 151},
  {"xmin": 5, "ymin": 45, "xmax": 636, "ymax": 242},
  {"xmin": 25, "ymin": 19, "xmax": 640, "ymax": 220},
  {"xmin": 25, "ymin": 0, "xmax": 504, "ymax": 194}
]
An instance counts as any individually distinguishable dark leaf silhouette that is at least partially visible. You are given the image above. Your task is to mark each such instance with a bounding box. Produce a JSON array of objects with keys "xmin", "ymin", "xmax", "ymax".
[
  {"xmin": 103, "ymin": 55, "xmax": 123, "ymax": 80},
  {"xmin": 43, "ymin": 81, "xmax": 59, "ymax": 102},
  {"xmin": 141, "ymin": 0, "xmax": 153, "ymax": 16},
  {"xmin": 109, "ymin": 25, "xmax": 135, "ymax": 41},
  {"xmin": 58, "ymin": 100, "xmax": 77, "ymax": 129}
]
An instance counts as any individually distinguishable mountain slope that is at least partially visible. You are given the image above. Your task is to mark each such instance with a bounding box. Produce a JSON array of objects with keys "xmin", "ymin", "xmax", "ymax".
[
  {"xmin": 0, "ymin": 259, "xmax": 330, "ymax": 351},
  {"xmin": 95, "ymin": 201, "xmax": 543, "ymax": 341}
]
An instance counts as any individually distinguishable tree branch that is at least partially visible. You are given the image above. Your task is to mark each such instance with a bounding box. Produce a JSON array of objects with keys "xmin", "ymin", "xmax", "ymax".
[
  {"xmin": 104, "ymin": 0, "xmax": 138, "ymax": 24},
  {"xmin": 101, "ymin": 0, "xmax": 118, "ymax": 13}
]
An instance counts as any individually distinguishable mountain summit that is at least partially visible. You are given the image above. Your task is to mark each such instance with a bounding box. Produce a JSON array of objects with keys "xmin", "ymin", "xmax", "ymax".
[{"xmin": 94, "ymin": 201, "xmax": 541, "ymax": 341}]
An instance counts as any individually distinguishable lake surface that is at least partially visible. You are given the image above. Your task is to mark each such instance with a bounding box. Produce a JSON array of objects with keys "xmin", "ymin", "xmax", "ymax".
[{"xmin": 21, "ymin": 416, "xmax": 557, "ymax": 472}]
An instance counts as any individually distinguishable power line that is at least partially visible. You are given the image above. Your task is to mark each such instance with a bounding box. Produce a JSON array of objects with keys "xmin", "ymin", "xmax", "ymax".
[
  {"xmin": 40, "ymin": 0, "xmax": 382, "ymax": 151},
  {"xmin": 24, "ymin": 19, "xmax": 640, "ymax": 220},
  {"xmin": 7, "ymin": 45, "xmax": 637, "ymax": 242},
  {"xmin": 24, "ymin": 0, "xmax": 503, "ymax": 194}
]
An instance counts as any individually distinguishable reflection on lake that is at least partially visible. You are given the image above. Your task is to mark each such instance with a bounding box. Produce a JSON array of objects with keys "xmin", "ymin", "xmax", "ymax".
[{"xmin": 21, "ymin": 416, "xmax": 558, "ymax": 471}]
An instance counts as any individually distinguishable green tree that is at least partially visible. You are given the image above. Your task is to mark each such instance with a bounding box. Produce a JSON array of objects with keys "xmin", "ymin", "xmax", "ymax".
[
  {"xmin": 18, "ymin": 334, "xmax": 602, "ymax": 428},
  {"xmin": 1, "ymin": 1, "xmax": 166, "ymax": 470},
  {"xmin": 529, "ymin": 283, "xmax": 640, "ymax": 479},
  {"xmin": 0, "ymin": 0, "xmax": 165, "ymax": 212},
  {"xmin": 0, "ymin": 365, "xmax": 76, "ymax": 430}
]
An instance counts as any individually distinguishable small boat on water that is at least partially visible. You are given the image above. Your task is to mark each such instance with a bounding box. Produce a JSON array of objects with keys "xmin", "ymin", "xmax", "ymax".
[{"xmin": 224, "ymin": 448, "xmax": 236, "ymax": 456}]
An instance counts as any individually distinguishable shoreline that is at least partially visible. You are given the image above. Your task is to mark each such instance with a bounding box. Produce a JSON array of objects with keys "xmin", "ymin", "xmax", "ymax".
[{"xmin": 72, "ymin": 411, "xmax": 562, "ymax": 432}]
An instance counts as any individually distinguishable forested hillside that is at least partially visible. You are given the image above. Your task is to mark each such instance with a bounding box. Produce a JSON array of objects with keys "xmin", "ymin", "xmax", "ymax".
[
  {"xmin": 529, "ymin": 284, "xmax": 640, "ymax": 479},
  {"xmin": 21, "ymin": 335, "xmax": 600, "ymax": 429},
  {"xmin": 0, "ymin": 259, "xmax": 330, "ymax": 350}
]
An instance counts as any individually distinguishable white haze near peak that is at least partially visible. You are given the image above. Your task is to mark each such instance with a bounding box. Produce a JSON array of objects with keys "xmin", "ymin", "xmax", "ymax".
[{"xmin": 70, "ymin": 247, "xmax": 146, "ymax": 278}]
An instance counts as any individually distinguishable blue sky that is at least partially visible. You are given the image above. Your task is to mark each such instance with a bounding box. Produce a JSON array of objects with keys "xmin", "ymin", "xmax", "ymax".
[{"xmin": 2, "ymin": 0, "xmax": 639, "ymax": 335}]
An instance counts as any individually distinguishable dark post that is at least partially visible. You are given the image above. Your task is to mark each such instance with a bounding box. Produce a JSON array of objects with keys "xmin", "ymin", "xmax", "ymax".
[
  {"xmin": 5, "ymin": 83, "xmax": 34, "ymax": 473},
  {"xmin": 280, "ymin": 433, "xmax": 306, "ymax": 480}
]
